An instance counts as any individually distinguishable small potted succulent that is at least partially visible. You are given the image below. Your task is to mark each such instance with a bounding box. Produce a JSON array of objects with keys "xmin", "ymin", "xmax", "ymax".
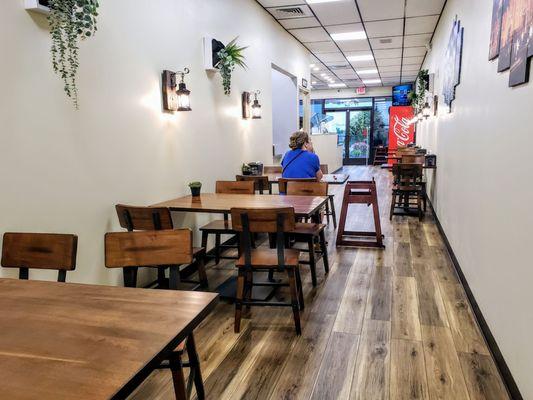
[
  {"xmin": 241, "ymin": 163, "xmax": 252, "ymax": 175},
  {"xmin": 188, "ymin": 181, "xmax": 202, "ymax": 197}
]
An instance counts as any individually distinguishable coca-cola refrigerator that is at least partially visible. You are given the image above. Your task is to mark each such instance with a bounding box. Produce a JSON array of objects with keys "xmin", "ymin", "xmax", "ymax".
[{"xmin": 388, "ymin": 106, "xmax": 415, "ymax": 159}]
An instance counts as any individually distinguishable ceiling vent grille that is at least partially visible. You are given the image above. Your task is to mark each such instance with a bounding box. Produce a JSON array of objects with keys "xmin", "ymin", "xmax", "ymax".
[
  {"xmin": 269, "ymin": 6, "xmax": 313, "ymax": 19},
  {"xmin": 379, "ymin": 38, "xmax": 393, "ymax": 44}
]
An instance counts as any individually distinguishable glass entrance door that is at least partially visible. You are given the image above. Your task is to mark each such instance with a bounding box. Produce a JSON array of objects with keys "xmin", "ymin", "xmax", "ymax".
[{"xmin": 346, "ymin": 109, "xmax": 372, "ymax": 165}]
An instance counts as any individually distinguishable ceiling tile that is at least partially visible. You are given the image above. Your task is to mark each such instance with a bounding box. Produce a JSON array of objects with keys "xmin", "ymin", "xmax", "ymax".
[
  {"xmin": 317, "ymin": 52, "xmax": 346, "ymax": 63},
  {"xmin": 306, "ymin": 41, "xmax": 339, "ymax": 53},
  {"xmin": 373, "ymin": 48, "xmax": 403, "ymax": 58},
  {"xmin": 403, "ymin": 33, "xmax": 432, "ymax": 47},
  {"xmin": 289, "ymin": 27, "xmax": 330, "ymax": 42},
  {"xmin": 380, "ymin": 71, "xmax": 401, "ymax": 78},
  {"xmin": 377, "ymin": 58, "xmax": 402, "ymax": 67},
  {"xmin": 365, "ymin": 19, "xmax": 404, "ymax": 38},
  {"xmin": 336, "ymin": 71, "xmax": 359, "ymax": 79},
  {"xmin": 325, "ymin": 23, "xmax": 364, "ymax": 35},
  {"xmin": 349, "ymin": 59, "xmax": 376, "ymax": 68},
  {"xmin": 405, "ymin": 15, "xmax": 439, "ymax": 35},
  {"xmin": 402, "ymin": 56, "xmax": 424, "ymax": 65},
  {"xmin": 369, "ymin": 36, "xmax": 403, "ymax": 49},
  {"xmin": 358, "ymin": 0, "xmax": 405, "ymax": 21},
  {"xmin": 402, "ymin": 64, "xmax": 422, "ymax": 72},
  {"xmin": 279, "ymin": 16, "xmax": 321, "ymax": 30},
  {"xmin": 406, "ymin": 0, "xmax": 445, "ymax": 18},
  {"xmin": 379, "ymin": 65, "xmax": 402, "ymax": 72},
  {"xmin": 337, "ymin": 40, "xmax": 371, "ymax": 52},
  {"xmin": 401, "ymin": 76, "xmax": 417, "ymax": 83},
  {"xmin": 310, "ymin": 1, "xmax": 361, "ymax": 25},
  {"xmin": 403, "ymin": 46, "xmax": 427, "ymax": 57}
]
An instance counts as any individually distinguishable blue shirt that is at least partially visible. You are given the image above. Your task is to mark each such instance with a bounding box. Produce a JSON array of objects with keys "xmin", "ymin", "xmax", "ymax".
[{"xmin": 281, "ymin": 149, "xmax": 320, "ymax": 179}]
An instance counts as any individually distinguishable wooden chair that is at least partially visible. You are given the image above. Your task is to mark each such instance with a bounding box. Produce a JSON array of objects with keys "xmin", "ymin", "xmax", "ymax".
[
  {"xmin": 105, "ymin": 230, "xmax": 205, "ymax": 400},
  {"xmin": 236, "ymin": 175, "xmax": 271, "ymax": 194},
  {"xmin": 115, "ymin": 204, "xmax": 207, "ymax": 289},
  {"xmin": 390, "ymin": 163, "xmax": 424, "ymax": 221},
  {"xmin": 278, "ymin": 177, "xmax": 317, "ymax": 194},
  {"xmin": 318, "ymin": 165, "xmax": 338, "ymax": 228},
  {"xmin": 231, "ymin": 207, "xmax": 304, "ymax": 335},
  {"xmin": 286, "ymin": 181, "xmax": 330, "ymax": 286},
  {"xmin": 319, "ymin": 164, "xmax": 329, "ymax": 174},
  {"xmin": 263, "ymin": 165, "xmax": 282, "ymax": 174},
  {"xmin": 1, "ymin": 232, "xmax": 77, "ymax": 282},
  {"xmin": 399, "ymin": 155, "xmax": 427, "ymax": 211},
  {"xmin": 199, "ymin": 181, "xmax": 255, "ymax": 265}
]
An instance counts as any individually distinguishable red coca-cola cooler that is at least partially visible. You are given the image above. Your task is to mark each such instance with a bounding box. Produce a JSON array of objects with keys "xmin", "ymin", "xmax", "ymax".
[{"xmin": 388, "ymin": 106, "xmax": 415, "ymax": 161}]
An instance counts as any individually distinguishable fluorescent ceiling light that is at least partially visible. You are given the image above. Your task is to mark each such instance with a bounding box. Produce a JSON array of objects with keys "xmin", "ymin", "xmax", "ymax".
[
  {"xmin": 313, "ymin": 67, "xmax": 320, "ymax": 71},
  {"xmin": 310, "ymin": 64, "xmax": 316, "ymax": 68},
  {"xmin": 306, "ymin": 0, "xmax": 343, "ymax": 4},
  {"xmin": 347, "ymin": 54, "xmax": 374, "ymax": 62},
  {"xmin": 312, "ymin": 81, "xmax": 317, "ymax": 84},
  {"xmin": 328, "ymin": 83, "xmax": 347, "ymax": 88},
  {"xmin": 362, "ymin": 79, "xmax": 381, "ymax": 84},
  {"xmin": 320, "ymin": 73, "xmax": 327, "ymax": 77},
  {"xmin": 331, "ymin": 31, "xmax": 366, "ymax": 41},
  {"xmin": 357, "ymin": 69, "xmax": 378, "ymax": 75}
]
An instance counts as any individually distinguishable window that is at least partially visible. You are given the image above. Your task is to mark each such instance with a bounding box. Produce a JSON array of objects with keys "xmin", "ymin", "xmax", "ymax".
[
  {"xmin": 310, "ymin": 99, "xmax": 324, "ymax": 134},
  {"xmin": 324, "ymin": 97, "xmax": 373, "ymax": 109},
  {"xmin": 373, "ymin": 97, "xmax": 392, "ymax": 147}
]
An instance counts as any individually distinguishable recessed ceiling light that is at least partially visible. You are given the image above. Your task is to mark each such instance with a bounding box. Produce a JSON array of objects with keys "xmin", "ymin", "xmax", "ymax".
[
  {"xmin": 310, "ymin": 64, "xmax": 316, "ymax": 68},
  {"xmin": 321, "ymin": 74, "xmax": 327, "ymax": 77},
  {"xmin": 306, "ymin": 0, "xmax": 343, "ymax": 4},
  {"xmin": 313, "ymin": 67, "xmax": 320, "ymax": 71},
  {"xmin": 347, "ymin": 54, "xmax": 374, "ymax": 62},
  {"xmin": 312, "ymin": 81, "xmax": 317, "ymax": 84},
  {"xmin": 331, "ymin": 31, "xmax": 366, "ymax": 41},
  {"xmin": 357, "ymin": 69, "xmax": 378, "ymax": 75},
  {"xmin": 362, "ymin": 79, "xmax": 381, "ymax": 84},
  {"xmin": 328, "ymin": 83, "xmax": 347, "ymax": 88}
]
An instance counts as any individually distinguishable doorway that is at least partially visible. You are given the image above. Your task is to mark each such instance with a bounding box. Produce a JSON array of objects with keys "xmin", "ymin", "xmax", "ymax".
[{"xmin": 324, "ymin": 108, "xmax": 372, "ymax": 165}]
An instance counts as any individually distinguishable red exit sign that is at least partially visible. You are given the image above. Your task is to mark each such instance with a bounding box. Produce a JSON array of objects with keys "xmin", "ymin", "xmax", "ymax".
[{"xmin": 356, "ymin": 87, "xmax": 366, "ymax": 95}]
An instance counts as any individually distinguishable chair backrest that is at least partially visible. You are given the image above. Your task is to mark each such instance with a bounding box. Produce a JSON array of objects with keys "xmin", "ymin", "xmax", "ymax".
[
  {"xmin": 231, "ymin": 208, "xmax": 295, "ymax": 268},
  {"xmin": 392, "ymin": 163, "xmax": 423, "ymax": 184},
  {"xmin": 286, "ymin": 181, "xmax": 328, "ymax": 196},
  {"xmin": 278, "ymin": 177, "xmax": 317, "ymax": 194},
  {"xmin": 235, "ymin": 175, "xmax": 270, "ymax": 194},
  {"xmin": 396, "ymin": 147, "xmax": 416, "ymax": 156},
  {"xmin": 105, "ymin": 229, "xmax": 193, "ymax": 268},
  {"xmin": 320, "ymin": 164, "xmax": 329, "ymax": 174},
  {"xmin": 1, "ymin": 232, "xmax": 77, "ymax": 282},
  {"xmin": 263, "ymin": 165, "xmax": 282, "ymax": 174},
  {"xmin": 401, "ymin": 154, "xmax": 425, "ymax": 164},
  {"xmin": 115, "ymin": 204, "xmax": 173, "ymax": 231},
  {"xmin": 216, "ymin": 180, "xmax": 255, "ymax": 195},
  {"xmin": 230, "ymin": 207, "xmax": 295, "ymax": 234}
]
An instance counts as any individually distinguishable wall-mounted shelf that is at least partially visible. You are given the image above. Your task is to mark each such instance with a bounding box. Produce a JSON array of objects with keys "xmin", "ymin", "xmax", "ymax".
[
  {"xmin": 25, "ymin": 0, "xmax": 51, "ymax": 15},
  {"xmin": 203, "ymin": 36, "xmax": 224, "ymax": 72}
]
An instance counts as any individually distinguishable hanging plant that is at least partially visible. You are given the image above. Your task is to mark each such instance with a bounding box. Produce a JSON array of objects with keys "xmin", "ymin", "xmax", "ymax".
[
  {"xmin": 408, "ymin": 69, "xmax": 429, "ymax": 112},
  {"xmin": 215, "ymin": 37, "xmax": 247, "ymax": 96},
  {"xmin": 48, "ymin": 0, "xmax": 99, "ymax": 108}
]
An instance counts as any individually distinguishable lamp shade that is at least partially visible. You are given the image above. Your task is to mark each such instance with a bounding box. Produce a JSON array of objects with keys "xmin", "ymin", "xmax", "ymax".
[{"xmin": 177, "ymin": 82, "xmax": 191, "ymax": 111}]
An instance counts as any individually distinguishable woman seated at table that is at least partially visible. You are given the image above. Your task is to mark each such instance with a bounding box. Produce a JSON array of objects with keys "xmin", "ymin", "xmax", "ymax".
[{"xmin": 281, "ymin": 131, "xmax": 323, "ymax": 180}]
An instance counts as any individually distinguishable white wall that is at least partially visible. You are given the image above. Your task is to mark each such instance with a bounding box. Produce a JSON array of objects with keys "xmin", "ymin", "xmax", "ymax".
[
  {"xmin": 271, "ymin": 68, "xmax": 297, "ymax": 157},
  {"xmin": 311, "ymin": 134, "xmax": 343, "ymax": 172},
  {"xmin": 417, "ymin": 0, "xmax": 533, "ymax": 396},
  {"xmin": 0, "ymin": 0, "xmax": 310, "ymax": 285}
]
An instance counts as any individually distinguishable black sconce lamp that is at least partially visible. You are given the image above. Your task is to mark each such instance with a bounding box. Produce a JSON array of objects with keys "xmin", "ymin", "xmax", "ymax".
[
  {"xmin": 422, "ymin": 101, "xmax": 431, "ymax": 119},
  {"xmin": 242, "ymin": 90, "xmax": 262, "ymax": 119},
  {"xmin": 162, "ymin": 68, "xmax": 191, "ymax": 112}
]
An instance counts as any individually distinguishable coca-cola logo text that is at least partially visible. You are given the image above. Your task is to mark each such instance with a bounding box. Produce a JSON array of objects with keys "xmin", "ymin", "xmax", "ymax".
[{"xmin": 392, "ymin": 115, "xmax": 411, "ymax": 146}]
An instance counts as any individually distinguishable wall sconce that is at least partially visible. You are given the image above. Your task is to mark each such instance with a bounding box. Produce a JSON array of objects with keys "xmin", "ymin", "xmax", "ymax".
[
  {"xmin": 242, "ymin": 90, "xmax": 262, "ymax": 119},
  {"xmin": 422, "ymin": 102, "xmax": 431, "ymax": 119},
  {"xmin": 162, "ymin": 68, "xmax": 191, "ymax": 112}
]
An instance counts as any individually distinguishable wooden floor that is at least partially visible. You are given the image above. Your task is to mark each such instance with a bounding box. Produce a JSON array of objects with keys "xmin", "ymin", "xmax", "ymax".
[{"xmin": 130, "ymin": 166, "xmax": 510, "ymax": 400}]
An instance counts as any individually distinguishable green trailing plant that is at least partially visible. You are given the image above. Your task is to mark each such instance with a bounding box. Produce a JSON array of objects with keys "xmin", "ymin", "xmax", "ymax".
[
  {"xmin": 215, "ymin": 37, "xmax": 247, "ymax": 95},
  {"xmin": 408, "ymin": 69, "xmax": 429, "ymax": 112},
  {"xmin": 48, "ymin": 0, "xmax": 99, "ymax": 108}
]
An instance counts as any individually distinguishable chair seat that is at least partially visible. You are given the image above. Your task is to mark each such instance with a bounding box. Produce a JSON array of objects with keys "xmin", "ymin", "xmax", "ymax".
[
  {"xmin": 291, "ymin": 222, "xmax": 326, "ymax": 236},
  {"xmin": 236, "ymin": 248, "xmax": 300, "ymax": 268},
  {"xmin": 199, "ymin": 219, "xmax": 233, "ymax": 232}
]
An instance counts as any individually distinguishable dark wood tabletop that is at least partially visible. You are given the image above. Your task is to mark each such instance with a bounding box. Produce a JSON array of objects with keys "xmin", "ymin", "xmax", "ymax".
[
  {"xmin": 152, "ymin": 193, "xmax": 329, "ymax": 218},
  {"xmin": 263, "ymin": 173, "xmax": 349, "ymax": 185},
  {"xmin": 0, "ymin": 278, "xmax": 218, "ymax": 400}
]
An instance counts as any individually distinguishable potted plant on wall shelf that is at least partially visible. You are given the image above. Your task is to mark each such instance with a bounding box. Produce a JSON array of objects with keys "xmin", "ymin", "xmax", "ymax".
[
  {"xmin": 408, "ymin": 69, "xmax": 429, "ymax": 115},
  {"xmin": 215, "ymin": 37, "xmax": 247, "ymax": 96},
  {"xmin": 48, "ymin": 0, "xmax": 99, "ymax": 108}
]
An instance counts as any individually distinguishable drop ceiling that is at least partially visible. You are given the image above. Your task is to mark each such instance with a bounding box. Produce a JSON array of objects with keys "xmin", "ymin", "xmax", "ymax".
[{"xmin": 255, "ymin": 0, "xmax": 445, "ymax": 89}]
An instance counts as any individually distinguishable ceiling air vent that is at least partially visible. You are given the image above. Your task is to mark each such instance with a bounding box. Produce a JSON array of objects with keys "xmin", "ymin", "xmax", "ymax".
[
  {"xmin": 269, "ymin": 5, "xmax": 313, "ymax": 19},
  {"xmin": 379, "ymin": 38, "xmax": 393, "ymax": 44}
]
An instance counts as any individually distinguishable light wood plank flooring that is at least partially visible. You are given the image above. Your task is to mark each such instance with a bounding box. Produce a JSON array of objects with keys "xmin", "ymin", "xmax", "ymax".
[{"xmin": 130, "ymin": 166, "xmax": 509, "ymax": 400}]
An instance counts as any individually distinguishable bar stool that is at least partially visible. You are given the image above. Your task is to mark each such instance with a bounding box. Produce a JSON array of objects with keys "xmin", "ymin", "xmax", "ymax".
[
  {"xmin": 1, "ymin": 232, "xmax": 77, "ymax": 282},
  {"xmin": 115, "ymin": 204, "xmax": 208, "ymax": 289},
  {"xmin": 105, "ymin": 229, "xmax": 206, "ymax": 400},
  {"xmin": 320, "ymin": 164, "xmax": 338, "ymax": 228},
  {"xmin": 390, "ymin": 163, "xmax": 424, "ymax": 221},
  {"xmin": 231, "ymin": 207, "xmax": 304, "ymax": 335}
]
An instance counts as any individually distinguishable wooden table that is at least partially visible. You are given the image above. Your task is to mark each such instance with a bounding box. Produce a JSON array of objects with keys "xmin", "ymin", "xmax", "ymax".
[
  {"xmin": 381, "ymin": 163, "xmax": 437, "ymax": 170},
  {"xmin": 0, "ymin": 278, "xmax": 218, "ymax": 400},
  {"xmin": 152, "ymin": 193, "xmax": 329, "ymax": 218},
  {"xmin": 263, "ymin": 173, "xmax": 349, "ymax": 185}
]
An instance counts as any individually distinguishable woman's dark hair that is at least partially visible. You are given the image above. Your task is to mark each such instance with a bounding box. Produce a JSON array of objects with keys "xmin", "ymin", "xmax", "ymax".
[{"xmin": 289, "ymin": 131, "xmax": 310, "ymax": 150}]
